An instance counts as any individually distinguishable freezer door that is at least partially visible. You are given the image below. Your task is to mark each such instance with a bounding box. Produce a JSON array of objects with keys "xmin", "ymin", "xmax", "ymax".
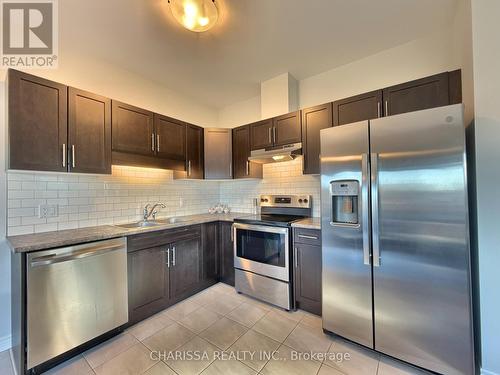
[
  {"xmin": 320, "ymin": 121, "xmax": 373, "ymax": 348},
  {"xmin": 370, "ymin": 104, "xmax": 474, "ymax": 375}
]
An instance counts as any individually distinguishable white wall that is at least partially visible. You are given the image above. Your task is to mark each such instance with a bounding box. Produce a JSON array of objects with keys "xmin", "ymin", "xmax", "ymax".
[
  {"xmin": 218, "ymin": 95, "xmax": 261, "ymax": 128},
  {"xmin": 299, "ymin": 27, "xmax": 456, "ymax": 109},
  {"xmin": 261, "ymin": 73, "xmax": 299, "ymax": 119},
  {"xmin": 217, "ymin": 27, "xmax": 460, "ymax": 129},
  {"xmin": 471, "ymin": 0, "xmax": 500, "ymax": 374}
]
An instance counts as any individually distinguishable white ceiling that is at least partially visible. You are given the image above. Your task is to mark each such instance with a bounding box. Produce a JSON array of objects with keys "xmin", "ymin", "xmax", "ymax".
[{"xmin": 60, "ymin": 0, "xmax": 458, "ymax": 109}]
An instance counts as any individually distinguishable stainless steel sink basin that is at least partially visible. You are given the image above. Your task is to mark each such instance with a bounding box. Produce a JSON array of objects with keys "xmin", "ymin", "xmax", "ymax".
[{"xmin": 115, "ymin": 221, "xmax": 161, "ymax": 229}]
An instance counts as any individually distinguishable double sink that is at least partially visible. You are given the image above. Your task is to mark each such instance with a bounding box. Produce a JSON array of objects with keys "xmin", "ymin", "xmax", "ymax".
[{"xmin": 115, "ymin": 217, "xmax": 189, "ymax": 229}]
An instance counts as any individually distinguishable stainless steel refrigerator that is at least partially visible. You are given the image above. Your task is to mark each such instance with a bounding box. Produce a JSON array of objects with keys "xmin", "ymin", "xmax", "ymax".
[{"xmin": 320, "ymin": 104, "xmax": 474, "ymax": 375}]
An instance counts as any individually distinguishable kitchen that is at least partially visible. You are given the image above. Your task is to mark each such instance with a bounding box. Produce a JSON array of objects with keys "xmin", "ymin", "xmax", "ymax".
[{"xmin": 0, "ymin": 1, "xmax": 498, "ymax": 375}]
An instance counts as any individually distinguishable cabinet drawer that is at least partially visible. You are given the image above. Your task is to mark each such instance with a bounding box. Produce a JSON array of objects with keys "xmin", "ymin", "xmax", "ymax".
[
  {"xmin": 128, "ymin": 225, "xmax": 201, "ymax": 252},
  {"xmin": 294, "ymin": 228, "xmax": 321, "ymax": 246}
]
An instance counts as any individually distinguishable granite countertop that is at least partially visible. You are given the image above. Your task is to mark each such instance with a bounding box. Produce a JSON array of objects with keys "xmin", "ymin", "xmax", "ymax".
[
  {"xmin": 7, "ymin": 212, "xmax": 251, "ymax": 253},
  {"xmin": 292, "ymin": 217, "xmax": 321, "ymax": 230}
]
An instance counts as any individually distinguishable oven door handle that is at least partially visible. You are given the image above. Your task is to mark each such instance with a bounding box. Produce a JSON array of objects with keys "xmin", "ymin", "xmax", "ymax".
[{"xmin": 231, "ymin": 222, "xmax": 290, "ymax": 235}]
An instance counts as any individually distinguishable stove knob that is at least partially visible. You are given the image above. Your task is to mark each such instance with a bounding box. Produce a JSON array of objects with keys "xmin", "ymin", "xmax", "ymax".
[
  {"xmin": 260, "ymin": 198, "xmax": 265, "ymax": 202},
  {"xmin": 265, "ymin": 198, "xmax": 269, "ymax": 202},
  {"xmin": 303, "ymin": 198, "xmax": 308, "ymax": 203},
  {"xmin": 298, "ymin": 199, "xmax": 303, "ymax": 203}
]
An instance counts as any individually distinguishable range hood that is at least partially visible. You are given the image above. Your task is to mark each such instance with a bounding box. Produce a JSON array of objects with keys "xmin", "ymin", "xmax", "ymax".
[{"xmin": 248, "ymin": 143, "xmax": 302, "ymax": 164}]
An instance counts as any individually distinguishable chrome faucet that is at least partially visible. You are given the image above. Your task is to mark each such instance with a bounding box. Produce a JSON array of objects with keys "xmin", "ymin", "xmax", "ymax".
[{"xmin": 143, "ymin": 202, "xmax": 166, "ymax": 221}]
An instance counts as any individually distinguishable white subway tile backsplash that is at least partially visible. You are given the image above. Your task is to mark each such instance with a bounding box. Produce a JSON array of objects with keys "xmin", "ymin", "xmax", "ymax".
[{"xmin": 7, "ymin": 158, "xmax": 321, "ymax": 235}]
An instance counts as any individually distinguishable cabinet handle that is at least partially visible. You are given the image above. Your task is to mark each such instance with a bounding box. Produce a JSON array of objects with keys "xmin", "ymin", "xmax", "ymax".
[
  {"xmin": 157, "ymin": 135, "xmax": 160, "ymax": 152},
  {"xmin": 385, "ymin": 100, "xmax": 389, "ymax": 116},
  {"xmin": 229, "ymin": 161, "xmax": 232, "ymax": 177},
  {"xmin": 298, "ymin": 234, "xmax": 318, "ymax": 240},
  {"xmin": 231, "ymin": 225, "xmax": 234, "ymax": 242},
  {"xmin": 268, "ymin": 128, "xmax": 272, "ymax": 143},
  {"xmin": 166, "ymin": 248, "xmax": 170, "ymax": 268},
  {"xmin": 246, "ymin": 161, "xmax": 250, "ymax": 176},
  {"xmin": 172, "ymin": 246, "xmax": 176, "ymax": 266},
  {"xmin": 62, "ymin": 144, "xmax": 66, "ymax": 167},
  {"xmin": 151, "ymin": 133, "xmax": 155, "ymax": 151},
  {"xmin": 71, "ymin": 145, "xmax": 76, "ymax": 168},
  {"xmin": 272, "ymin": 127, "xmax": 276, "ymax": 143},
  {"xmin": 377, "ymin": 102, "xmax": 381, "ymax": 118},
  {"xmin": 188, "ymin": 160, "xmax": 191, "ymax": 176},
  {"xmin": 294, "ymin": 248, "xmax": 298, "ymax": 268}
]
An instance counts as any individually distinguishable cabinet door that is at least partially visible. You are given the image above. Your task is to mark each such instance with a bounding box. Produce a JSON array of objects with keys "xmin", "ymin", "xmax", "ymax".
[
  {"xmin": 273, "ymin": 111, "xmax": 301, "ymax": 146},
  {"xmin": 219, "ymin": 222, "xmax": 235, "ymax": 286},
  {"xmin": 250, "ymin": 119, "xmax": 273, "ymax": 150},
  {"xmin": 333, "ymin": 90, "xmax": 382, "ymax": 126},
  {"xmin": 112, "ymin": 101, "xmax": 154, "ymax": 156},
  {"xmin": 202, "ymin": 222, "xmax": 219, "ymax": 283},
  {"xmin": 301, "ymin": 103, "xmax": 333, "ymax": 175},
  {"xmin": 294, "ymin": 243, "xmax": 322, "ymax": 315},
  {"xmin": 154, "ymin": 114, "xmax": 186, "ymax": 164},
  {"xmin": 8, "ymin": 69, "xmax": 68, "ymax": 172},
  {"xmin": 383, "ymin": 72, "xmax": 450, "ymax": 116},
  {"xmin": 232, "ymin": 125, "xmax": 262, "ymax": 179},
  {"xmin": 128, "ymin": 246, "xmax": 169, "ymax": 323},
  {"xmin": 185, "ymin": 124, "xmax": 204, "ymax": 179},
  {"xmin": 68, "ymin": 88, "xmax": 111, "ymax": 174},
  {"xmin": 170, "ymin": 237, "xmax": 202, "ymax": 298},
  {"xmin": 204, "ymin": 128, "xmax": 232, "ymax": 179}
]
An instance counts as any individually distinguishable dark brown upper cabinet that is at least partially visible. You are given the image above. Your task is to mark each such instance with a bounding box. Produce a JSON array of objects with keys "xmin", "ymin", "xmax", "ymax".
[
  {"xmin": 185, "ymin": 124, "xmax": 204, "ymax": 179},
  {"xmin": 333, "ymin": 90, "xmax": 383, "ymax": 127},
  {"xmin": 232, "ymin": 125, "xmax": 262, "ymax": 179},
  {"xmin": 204, "ymin": 128, "xmax": 232, "ymax": 179},
  {"xmin": 301, "ymin": 103, "xmax": 333, "ymax": 175},
  {"xmin": 112, "ymin": 101, "xmax": 154, "ymax": 157},
  {"xmin": 68, "ymin": 88, "xmax": 111, "ymax": 174},
  {"xmin": 250, "ymin": 119, "xmax": 274, "ymax": 150},
  {"xmin": 383, "ymin": 71, "xmax": 451, "ymax": 117},
  {"xmin": 7, "ymin": 69, "xmax": 68, "ymax": 172},
  {"xmin": 154, "ymin": 114, "xmax": 186, "ymax": 170},
  {"xmin": 273, "ymin": 111, "xmax": 302, "ymax": 146}
]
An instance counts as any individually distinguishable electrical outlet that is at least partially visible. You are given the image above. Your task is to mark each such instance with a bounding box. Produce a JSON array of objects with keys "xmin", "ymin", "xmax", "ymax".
[{"xmin": 39, "ymin": 204, "xmax": 58, "ymax": 219}]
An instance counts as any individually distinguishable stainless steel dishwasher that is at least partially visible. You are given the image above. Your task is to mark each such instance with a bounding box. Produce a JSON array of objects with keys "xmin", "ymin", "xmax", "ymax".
[{"xmin": 26, "ymin": 237, "xmax": 128, "ymax": 370}]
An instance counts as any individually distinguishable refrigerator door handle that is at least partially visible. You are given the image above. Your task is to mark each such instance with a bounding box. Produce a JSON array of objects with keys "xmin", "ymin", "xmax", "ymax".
[
  {"xmin": 361, "ymin": 153, "xmax": 371, "ymax": 265},
  {"xmin": 371, "ymin": 153, "xmax": 381, "ymax": 267}
]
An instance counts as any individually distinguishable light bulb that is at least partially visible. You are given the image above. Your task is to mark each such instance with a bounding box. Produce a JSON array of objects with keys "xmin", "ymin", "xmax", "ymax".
[{"xmin": 169, "ymin": 0, "xmax": 219, "ymax": 32}]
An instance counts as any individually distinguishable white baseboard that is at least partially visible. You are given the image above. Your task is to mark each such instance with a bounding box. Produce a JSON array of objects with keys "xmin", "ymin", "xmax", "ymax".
[
  {"xmin": 0, "ymin": 334, "xmax": 11, "ymax": 352},
  {"xmin": 482, "ymin": 368, "xmax": 500, "ymax": 375}
]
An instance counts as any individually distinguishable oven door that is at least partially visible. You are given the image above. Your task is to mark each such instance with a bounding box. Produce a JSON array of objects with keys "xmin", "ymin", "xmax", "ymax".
[{"xmin": 233, "ymin": 223, "xmax": 290, "ymax": 282}]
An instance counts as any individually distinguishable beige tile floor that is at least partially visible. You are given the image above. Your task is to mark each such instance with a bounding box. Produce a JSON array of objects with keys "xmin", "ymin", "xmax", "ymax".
[{"xmin": 0, "ymin": 283, "xmax": 431, "ymax": 375}]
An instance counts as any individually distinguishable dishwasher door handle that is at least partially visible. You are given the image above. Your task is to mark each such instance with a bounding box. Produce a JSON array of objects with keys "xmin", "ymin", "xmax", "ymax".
[{"xmin": 30, "ymin": 242, "xmax": 125, "ymax": 267}]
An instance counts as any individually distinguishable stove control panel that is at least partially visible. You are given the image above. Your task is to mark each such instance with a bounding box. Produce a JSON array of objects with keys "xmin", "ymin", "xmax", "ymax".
[{"xmin": 259, "ymin": 195, "xmax": 311, "ymax": 208}]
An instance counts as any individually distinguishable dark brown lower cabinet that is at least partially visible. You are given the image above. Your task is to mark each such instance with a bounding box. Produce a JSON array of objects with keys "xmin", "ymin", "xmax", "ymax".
[
  {"xmin": 127, "ymin": 225, "xmax": 203, "ymax": 323},
  {"xmin": 170, "ymin": 237, "xmax": 202, "ymax": 299},
  {"xmin": 219, "ymin": 221, "xmax": 235, "ymax": 286},
  {"xmin": 293, "ymin": 229, "xmax": 322, "ymax": 315},
  {"xmin": 128, "ymin": 246, "xmax": 170, "ymax": 324},
  {"xmin": 202, "ymin": 222, "xmax": 219, "ymax": 284}
]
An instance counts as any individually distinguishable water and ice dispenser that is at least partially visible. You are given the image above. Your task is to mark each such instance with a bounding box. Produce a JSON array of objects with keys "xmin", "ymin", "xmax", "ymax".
[{"xmin": 330, "ymin": 180, "xmax": 359, "ymax": 225}]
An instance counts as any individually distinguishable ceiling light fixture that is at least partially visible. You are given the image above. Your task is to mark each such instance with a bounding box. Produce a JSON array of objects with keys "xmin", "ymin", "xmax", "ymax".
[{"xmin": 168, "ymin": 0, "xmax": 218, "ymax": 32}]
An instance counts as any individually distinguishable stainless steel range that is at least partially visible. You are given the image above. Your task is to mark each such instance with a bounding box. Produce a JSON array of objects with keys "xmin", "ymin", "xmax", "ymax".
[{"xmin": 233, "ymin": 194, "xmax": 311, "ymax": 310}]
